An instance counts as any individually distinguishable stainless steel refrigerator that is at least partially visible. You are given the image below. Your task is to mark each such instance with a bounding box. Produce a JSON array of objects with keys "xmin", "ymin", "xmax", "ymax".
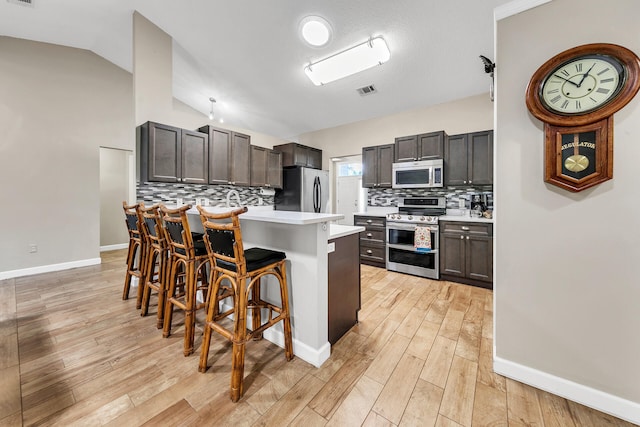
[{"xmin": 274, "ymin": 166, "xmax": 329, "ymax": 213}]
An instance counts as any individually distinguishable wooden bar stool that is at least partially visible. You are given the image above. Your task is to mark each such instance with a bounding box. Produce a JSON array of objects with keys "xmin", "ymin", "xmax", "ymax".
[
  {"xmin": 160, "ymin": 204, "xmax": 210, "ymax": 356},
  {"xmin": 139, "ymin": 203, "xmax": 170, "ymax": 328},
  {"xmin": 197, "ymin": 205, "xmax": 293, "ymax": 402},
  {"xmin": 122, "ymin": 201, "xmax": 146, "ymax": 308}
]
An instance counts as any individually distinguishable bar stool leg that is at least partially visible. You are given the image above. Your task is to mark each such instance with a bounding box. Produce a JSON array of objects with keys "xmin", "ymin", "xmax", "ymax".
[
  {"xmin": 163, "ymin": 257, "xmax": 179, "ymax": 338},
  {"xmin": 155, "ymin": 252, "xmax": 168, "ymax": 329},
  {"xmin": 183, "ymin": 260, "xmax": 196, "ymax": 357},
  {"xmin": 230, "ymin": 277, "xmax": 248, "ymax": 402},
  {"xmin": 122, "ymin": 239, "xmax": 138, "ymax": 300},
  {"xmin": 251, "ymin": 278, "xmax": 262, "ymax": 341}
]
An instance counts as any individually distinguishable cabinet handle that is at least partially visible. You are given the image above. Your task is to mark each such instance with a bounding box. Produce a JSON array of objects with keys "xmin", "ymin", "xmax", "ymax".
[
  {"xmin": 366, "ymin": 233, "xmax": 373, "ymax": 238},
  {"xmin": 460, "ymin": 235, "xmax": 464, "ymax": 240},
  {"xmin": 461, "ymin": 226, "xmax": 470, "ymax": 231},
  {"xmin": 366, "ymin": 250, "xmax": 373, "ymax": 254},
  {"xmin": 469, "ymin": 180, "xmax": 473, "ymax": 184},
  {"xmin": 463, "ymin": 180, "xmax": 467, "ymax": 184},
  {"xmin": 366, "ymin": 220, "xmax": 372, "ymax": 224},
  {"xmin": 466, "ymin": 236, "xmax": 470, "ymax": 240}
]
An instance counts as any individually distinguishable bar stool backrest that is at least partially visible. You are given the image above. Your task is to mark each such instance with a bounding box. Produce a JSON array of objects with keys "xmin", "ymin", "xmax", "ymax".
[
  {"xmin": 197, "ymin": 206, "xmax": 248, "ymax": 276},
  {"xmin": 160, "ymin": 204, "xmax": 195, "ymax": 259},
  {"xmin": 141, "ymin": 204, "xmax": 165, "ymax": 246},
  {"xmin": 123, "ymin": 202, "xmax": 142, "ymax": 238}
]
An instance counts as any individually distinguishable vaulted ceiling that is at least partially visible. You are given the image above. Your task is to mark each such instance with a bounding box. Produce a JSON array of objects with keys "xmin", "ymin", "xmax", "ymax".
[{"xmin": 0, "ymin": 0, "xmax": 508, "ymax": 139}]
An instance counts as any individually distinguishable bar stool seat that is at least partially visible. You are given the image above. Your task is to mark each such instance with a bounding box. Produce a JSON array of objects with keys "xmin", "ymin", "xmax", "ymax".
[{"xmin": 197, "ymin": 205, "xmax": 293, "ymax": 402}]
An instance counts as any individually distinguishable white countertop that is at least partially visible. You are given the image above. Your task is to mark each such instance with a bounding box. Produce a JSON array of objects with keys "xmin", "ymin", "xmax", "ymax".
[
  {"xmin": 439, "ymin": 214, "xmax": 493, "ymax": 223},
  {"xmin": 185, "ymin": 205, "xmax": 344, "ymax": 225},
  {"xmin": 329, "ymin": 224, "xmax": 365, "ymax": 239}
]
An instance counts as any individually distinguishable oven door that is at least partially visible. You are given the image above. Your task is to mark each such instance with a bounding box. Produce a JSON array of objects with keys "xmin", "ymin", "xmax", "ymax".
[{"xmin": 386, "ymin": 222, "xmax": 439, "ymax": 279}]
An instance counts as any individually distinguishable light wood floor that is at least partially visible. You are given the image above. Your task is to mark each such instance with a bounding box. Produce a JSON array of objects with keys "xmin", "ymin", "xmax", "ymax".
[{"xmin": 1, "ymin": 250, "xmax": 636, "ymax": 426}]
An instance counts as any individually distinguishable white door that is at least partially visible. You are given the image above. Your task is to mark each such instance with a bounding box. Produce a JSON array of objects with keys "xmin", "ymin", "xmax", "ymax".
[
  {"xmin": 99, "ymin": 147, "xmax": 134, "ymax": 250},
  {"xmin": 336, "ymin": 175, "xmax": 365, "ymax": 225}
]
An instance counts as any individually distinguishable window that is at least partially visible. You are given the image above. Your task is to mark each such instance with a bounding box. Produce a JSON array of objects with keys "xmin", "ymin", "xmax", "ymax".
[{"xmin": 338, "ymin": 162, "xmax": 362, "ymax": 177}]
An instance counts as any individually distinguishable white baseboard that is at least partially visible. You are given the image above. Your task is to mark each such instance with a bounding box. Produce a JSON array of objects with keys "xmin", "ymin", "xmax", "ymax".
[
  {"xmin": 494, "ymin": 356, "xmax": 640, "ymax": 425},
  {"xmin": 0, "ymin": 257, "xmax": 102, "ymax": 281},
  {"xmin": 100, "ymin": 243, "xmax": 128, "ymax": 252}
]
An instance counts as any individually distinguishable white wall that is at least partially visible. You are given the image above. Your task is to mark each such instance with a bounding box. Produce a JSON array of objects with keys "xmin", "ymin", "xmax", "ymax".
[
  {"xmin": 495, "ymin": 0, "xmax": 640, "ymax": 422},
  {"xmin": 99, "ymin": 147, "xmax": 132, "ymax": 248},
  {"xmin": 0, "ymin": 36, "xmax": 134, "ymax": 275}
]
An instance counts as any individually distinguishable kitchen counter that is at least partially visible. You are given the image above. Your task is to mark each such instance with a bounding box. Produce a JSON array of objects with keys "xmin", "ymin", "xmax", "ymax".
[
  {"xmin": 185, "ymin": 205, "xmax": 349, "ymax": 368},
  {"xmin": 439, "ymin": 214, "xmax": 494, "ymax": 223},
  {"xmin": 186, "ymin": 205, "xmax": 343, "ymax": 225},
  {"xmin": 329, "ymin": 224, "xmax": 365, "ymax": 239}
]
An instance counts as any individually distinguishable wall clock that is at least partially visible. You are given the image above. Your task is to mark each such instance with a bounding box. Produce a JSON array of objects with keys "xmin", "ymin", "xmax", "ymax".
[{"xmin": 525, "ymin": 43, "xmax": 640, "ymax": 192}]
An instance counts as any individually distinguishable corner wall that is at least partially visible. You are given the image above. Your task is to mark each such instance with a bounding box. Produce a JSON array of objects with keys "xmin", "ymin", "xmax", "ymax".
[
  {"xmin": 0, "ymin": 36, "xmax": 133, "ymax": 276},
  {"xmin": 495, "ymin": 0, "xmax": 640, "ymax": 422}
]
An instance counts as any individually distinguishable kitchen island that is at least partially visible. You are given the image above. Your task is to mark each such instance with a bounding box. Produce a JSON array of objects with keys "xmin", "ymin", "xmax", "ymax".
[{"xmin": 185, "ymin": 206, "xmax": 363, "ymax": 367}]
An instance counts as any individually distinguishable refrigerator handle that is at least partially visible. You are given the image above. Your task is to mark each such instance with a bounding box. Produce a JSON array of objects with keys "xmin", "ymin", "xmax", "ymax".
[
  {"xmin": 313, "ymin": 176, "xmax": 320, "ymax": 213},
  {"xmin": 316, "ymin": 176, "xmax": 322, "ymax": 213}
]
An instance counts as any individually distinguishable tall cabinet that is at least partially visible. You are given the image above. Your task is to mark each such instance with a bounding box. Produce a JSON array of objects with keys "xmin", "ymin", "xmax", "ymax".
[
  {"xmin": 139, "ymin": 121, "xmax": 209, "ymax": 184},
  {"xmin": 362, "ymin": 144, "xmax": 394, "ymax": 188},
  {"xmin": 198, "ymin": 125, "xmax": 251, "ymax": 186},
  {"xmin": 444, "ymin": 130, "xmax": 493, "ymax": 186}
]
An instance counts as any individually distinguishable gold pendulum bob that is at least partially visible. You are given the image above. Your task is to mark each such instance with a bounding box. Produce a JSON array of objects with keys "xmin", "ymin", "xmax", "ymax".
[{"xmin": 564, "ymin": 133, "xmax": 589, "ymax": 173}]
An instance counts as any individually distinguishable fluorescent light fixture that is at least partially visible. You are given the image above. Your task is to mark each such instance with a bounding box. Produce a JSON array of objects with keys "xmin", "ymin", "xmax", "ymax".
[
  {"xmin": 300, "ymin": 16, "xmax": 332, "ymax": 47},
  {"xmin": 304, "ymin": 37, "xmax": 390, "ymax": 86}
]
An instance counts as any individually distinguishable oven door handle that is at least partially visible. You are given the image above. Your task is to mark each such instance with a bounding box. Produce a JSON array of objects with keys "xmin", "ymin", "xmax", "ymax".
[
  {"xmin": 387, "ymin": 223, "xmax": 438, "ymax": 231},
  {"xmin": 387, "ymin": 243, "xmax": 438, "ymax": 253}
]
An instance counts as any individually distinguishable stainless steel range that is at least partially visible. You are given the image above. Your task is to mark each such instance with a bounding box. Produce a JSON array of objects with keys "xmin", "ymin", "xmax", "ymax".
[{"xmin": 386, "ymin": 196, "xmax": 446, "ymax": 279}]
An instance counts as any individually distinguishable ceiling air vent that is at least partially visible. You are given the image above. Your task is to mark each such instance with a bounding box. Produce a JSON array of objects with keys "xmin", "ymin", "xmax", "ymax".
[
  {"xmin": 7, "ymin": 0, "xmax": 33, "ymax": 6},
  {"xmin": 357, "ymin": 85, "xmax": 377, "ymax": 96}
]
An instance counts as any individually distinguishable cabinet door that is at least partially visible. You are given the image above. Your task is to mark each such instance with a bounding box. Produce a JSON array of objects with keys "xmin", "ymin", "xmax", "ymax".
[
  {"xmin": 267, "ymin": 150, "xmax": 282, "ymax": 188},
  {"xmin": 181, "ymin": 129, "xmax": 209, "ymax": 184},
  {"xmin": 418, "ymin": 131, "xmax": 445, "ymax": 160},
  {"xmin": 466, "ymin": 235, "xmax": 493, "ymax": 282},
  {"xmin": 394, "ymin": 135, "xmax": 418, "ymax": 162},
  {"xmin": 250, "ymin": 145, "xmax": 267, "ymax": 187},
  {"xmin": 468, "ymin": 131, "xmax": 493, "ymax": 185},
  {"xmin": 203, "ymin": 126, "xmax": 231, "ymax": 185},
  {"xmin": 292, "ymin": 144, "xmax": 309, "ymax": 166},
  {"xmin": 444, "ymin": 134, "xmax": 469, "ymax": 186},
  {"xmin": 362, "ymin": 146, "xmax": 378, "ymax": 188},
  {"xmin": 147, "ymin": 122, "xmax": 181, "ymax": 183},
  {"xmin": 377, "ymin": 144, "xmax": 394, "ymax": 188},
  {"xmin": 230, "ymin": 132, "xmax": 251, "ymax": 186},
  {"xmin": 307, "ymin": 148, "xmax": 322, "ymax": 169},
  {"xmin": 440, "ymin": 232, "xmax": 465, "ymax": 278}
]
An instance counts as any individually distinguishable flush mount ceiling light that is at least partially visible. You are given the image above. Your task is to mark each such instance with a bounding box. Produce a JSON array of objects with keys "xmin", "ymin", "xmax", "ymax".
[
  {"xmin": 208, "ymin": 97, "xmax": 216, "ymax": 120},
  {"xmin": 304, "ymin": 36, "xmax": 391, "ymax": 86},
  {"xmin": 300, "ymin": 16, "xmax": 332, "ymax": 47}
]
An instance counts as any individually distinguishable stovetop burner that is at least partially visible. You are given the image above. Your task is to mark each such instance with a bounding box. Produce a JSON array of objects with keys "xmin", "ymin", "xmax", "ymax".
[{"xmin": 387, "ymin": 196, "xmax": 446, "ymax": 224}]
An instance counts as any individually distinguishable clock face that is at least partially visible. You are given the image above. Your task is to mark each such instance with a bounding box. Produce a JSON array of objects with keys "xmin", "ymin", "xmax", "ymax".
[{"xmin": 540, "ymin": 54, "xmax": 625, "ymax": 115}]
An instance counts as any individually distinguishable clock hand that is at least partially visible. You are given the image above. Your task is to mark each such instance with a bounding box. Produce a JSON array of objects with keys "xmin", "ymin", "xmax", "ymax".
[
  {"xmin": 553, "ymin": 74, "xmax": 579, "ymax": 87},
  {"xmin": 577, "ymin": 63, "xmax": 596, "ymax": 87}
]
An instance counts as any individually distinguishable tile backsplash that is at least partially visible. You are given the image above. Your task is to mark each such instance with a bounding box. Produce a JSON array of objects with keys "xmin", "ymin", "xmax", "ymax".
[
  {"xmin": 137, "ymin": 182, "xmax": 273, "ymax": 207},
  {"xmin": 367, "ymin": 185, "xmax": 493, "ymax": 210},
  {"xmin": 137, "ymin": 181, "xmax": 493, "ymax": 211}
]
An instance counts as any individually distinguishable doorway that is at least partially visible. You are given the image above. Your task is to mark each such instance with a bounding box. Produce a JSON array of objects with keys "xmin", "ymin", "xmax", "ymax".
[
  {"xmin": 100, "ymin": 147, "xmax": 134, "ymax": 250},
  {"xmin": 334, "ymin": 155, "xmax": 366, "ymax": 225}
]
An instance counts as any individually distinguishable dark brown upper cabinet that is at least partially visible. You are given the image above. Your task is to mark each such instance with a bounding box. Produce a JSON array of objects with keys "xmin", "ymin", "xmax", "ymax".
[
  {"xmin": 139, "ymin": 121, "xmax": 208, "ymax": 184},
  {"xmin": 273, "ymin": 143, "xmax": 322, "ymax": 169},
  {"xmin": 198, "ymin": 125, "xmax": 251, "ymax": 186},
  {"xmin": 250, "ymin": 146, "xmax": 282, "ymax": 188},
  {"xmin": 445, "ymin": 130, "xmax": 493, "ymax": 186},
  {"xmin": 362, "ymin": 144, "xmax": 394, "ymax": 188},
  {"xmin": 394, "ymin": 131, "xmax": 446, "ymax": 162}
]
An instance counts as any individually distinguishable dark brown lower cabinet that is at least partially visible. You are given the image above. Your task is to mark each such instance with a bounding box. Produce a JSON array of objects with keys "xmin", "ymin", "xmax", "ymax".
[
  {"xmin": 354, "ymin": 215, "xmax": 387, "ymax": 268},
  {"xmin": 328, "ymin": 233, "xmax": 361, "ymax": 345},
  {"xmin": 440, "ymin": 221, "xmax": 493, "ymax": 289}
]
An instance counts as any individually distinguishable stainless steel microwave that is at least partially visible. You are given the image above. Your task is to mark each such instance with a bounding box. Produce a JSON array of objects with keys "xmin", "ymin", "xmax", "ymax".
[{"xmin": 392, "ymin": 159, "xmax": 443, "ymax": 189}]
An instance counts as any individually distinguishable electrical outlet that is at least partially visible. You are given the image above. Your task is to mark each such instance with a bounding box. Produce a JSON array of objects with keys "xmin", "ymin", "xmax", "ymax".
[{"xmin": 29, "ymin": 244, "xmax": 37, "ymax": 253}]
